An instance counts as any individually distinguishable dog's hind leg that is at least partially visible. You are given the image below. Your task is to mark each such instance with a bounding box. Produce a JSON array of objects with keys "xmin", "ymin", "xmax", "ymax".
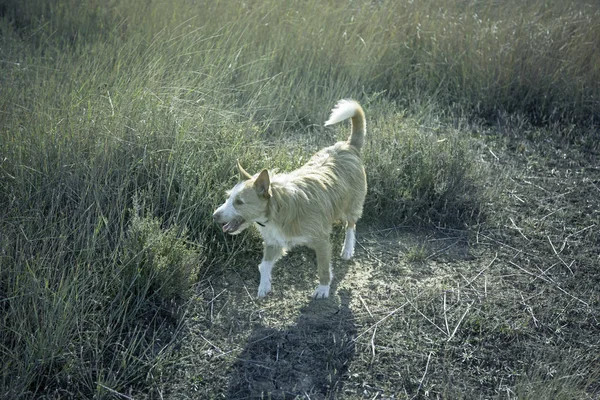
[
  {"xmin": 257, "ymin": 244, "xmax": 284, "ymax": 298},
  {"xmin": 341, "ymin": 220, "xmax": 356, "ymax": 260},
  {"xmin": 312, "ymin": 240, "xmax": 333, "ymax": 299}
]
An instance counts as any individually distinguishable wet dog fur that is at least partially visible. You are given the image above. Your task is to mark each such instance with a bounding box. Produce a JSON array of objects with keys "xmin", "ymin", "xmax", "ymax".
[{"xmin": 213, "ymin": 99, "xmax": 367, "ymax": 299}]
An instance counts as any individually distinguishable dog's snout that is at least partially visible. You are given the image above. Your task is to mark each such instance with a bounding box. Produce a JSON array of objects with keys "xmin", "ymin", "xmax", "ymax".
[{"xmin": 213, "ymin": 210, "xmax": 221, "ymax": 223}]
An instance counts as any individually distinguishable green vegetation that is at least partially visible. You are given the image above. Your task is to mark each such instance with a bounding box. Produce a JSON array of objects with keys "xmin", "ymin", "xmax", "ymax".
[{"xmin": 1, "ymin": 0, "xmax": 598, "ymax": 398}]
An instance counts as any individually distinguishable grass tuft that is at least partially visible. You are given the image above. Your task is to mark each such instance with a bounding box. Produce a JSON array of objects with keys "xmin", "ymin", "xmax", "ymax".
[{"xmin": 120, "ymin": 195, "xmax": 200, "ymax": 302}]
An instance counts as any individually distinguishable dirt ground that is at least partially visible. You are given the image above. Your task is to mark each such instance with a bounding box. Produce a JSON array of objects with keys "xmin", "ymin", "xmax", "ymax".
[{"xmin": 165, "ymin": 135, "xmax": 600, "ymax": 399}]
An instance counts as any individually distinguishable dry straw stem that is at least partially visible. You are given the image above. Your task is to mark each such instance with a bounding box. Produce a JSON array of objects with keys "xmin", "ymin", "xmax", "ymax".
[
  {"xmin": 370, "ymin": 326, "xmax": 377, "ymax": 365},
  {"xmin": 359, "ymin": 294, "xmax": 374, "ymax": 319},
  {"xmin": 460, "ymin": 253, "xmax": 497, "ymax": 296},
  {"xmin": 547, "ymin": 235, "xmax": 574, "ymax": 275},
  {"xmin": 558, "ymin": 224, "xmax": 596, "ymax": 252},
  {"xmin": 411, "ymin": 351, "xmax": 434, "ymax": 400},
  {"xmin": 508, "ymin": 260, "xmax": 589, "ymax": 308},
  {"xmin": 443, "ymin": 291, "xmax": 450, "ymax": 336},
  {"xmin": 353, "ymin": 290, "xmax": 427, "ymax": 343},
  {"xmin": 402, "ymin": 290, "xmax": 448, "ymax": 336},
  {"xmin": 447, "ymin": 301, "xmax": 474, "ymax": 342}
]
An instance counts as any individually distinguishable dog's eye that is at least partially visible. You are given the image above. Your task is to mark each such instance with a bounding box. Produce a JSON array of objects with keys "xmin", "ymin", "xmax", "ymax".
[{"xmin": 234, "ymin": 198, "xmax": 244, "ymax": 206}]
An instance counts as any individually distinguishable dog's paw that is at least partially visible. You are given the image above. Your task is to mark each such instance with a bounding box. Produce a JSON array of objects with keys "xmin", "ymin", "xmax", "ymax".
[
  {"xmin": 312, "ymin": 284, "xmax": 330, "ymax": 299},
  {"xmin": 340, "ymin": 246, "xmax": 354, "ymax": 260},
  {"xmin": 257, "ymin": 282, "xmax": 271, "ymax": 298}
]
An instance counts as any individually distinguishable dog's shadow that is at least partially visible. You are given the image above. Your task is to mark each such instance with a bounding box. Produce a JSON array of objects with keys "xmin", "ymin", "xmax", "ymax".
[{"xmin": 226, "ymin": 258, "xmax": 356, "ymax": 399}]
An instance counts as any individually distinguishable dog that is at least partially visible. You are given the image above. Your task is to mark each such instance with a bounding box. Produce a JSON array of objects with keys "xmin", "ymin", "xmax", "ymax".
[{"xmin": 213, "ymin": 99, "xmax": 367, "ymax": 299}]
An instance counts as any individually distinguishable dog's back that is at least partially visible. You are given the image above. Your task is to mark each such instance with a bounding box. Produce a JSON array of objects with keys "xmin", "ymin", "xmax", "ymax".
[{"xmin": 267, "ymin": 100, "xmax": 367, "ymax": 238}]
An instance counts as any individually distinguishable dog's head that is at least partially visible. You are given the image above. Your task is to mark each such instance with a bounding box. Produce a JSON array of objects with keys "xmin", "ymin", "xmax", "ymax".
[{"xmin": 213, "ymin": 161, "xmax": 271, "ymax": 235}]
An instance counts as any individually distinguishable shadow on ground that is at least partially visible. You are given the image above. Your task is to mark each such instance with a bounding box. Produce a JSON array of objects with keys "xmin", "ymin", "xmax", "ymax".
[
  {"xmin": 226, "ymin": 250, "xmax": 357, "ymax": 400},
  {"xmin": 227, "ymin": 289, "xmax": 356, "ymax": 399},
  {"xmin": 223, "ymin": 225, "xmax": 475, "ymax": 399}
]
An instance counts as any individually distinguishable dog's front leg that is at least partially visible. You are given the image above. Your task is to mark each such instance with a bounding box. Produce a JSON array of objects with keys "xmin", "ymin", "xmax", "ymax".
[
  {"xmin": 257, "ymin": 244, "xmax": 284, "ymax": 298},
  {"xmin": 312, "ymin": 240, "xmax": 332, "ymax": 299},
  {"xmin": 341, "ymin": 221, "xmax": 356, "ymax": 260}
]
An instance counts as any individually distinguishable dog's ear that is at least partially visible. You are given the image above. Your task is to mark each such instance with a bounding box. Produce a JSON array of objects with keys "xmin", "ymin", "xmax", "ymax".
[
  {"xmin": 254, "ymin": 169, "xmax": 271, "ymax": 199},
  {"xmin": 237, "ymin": 160, "xmax": 253, "ymax": 181}
]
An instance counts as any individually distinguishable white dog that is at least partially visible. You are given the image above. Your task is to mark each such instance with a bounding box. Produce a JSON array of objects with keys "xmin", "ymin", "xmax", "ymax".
[{"xmin": 213, "ymin": 99, "xmax": 367, "ymax": 298}]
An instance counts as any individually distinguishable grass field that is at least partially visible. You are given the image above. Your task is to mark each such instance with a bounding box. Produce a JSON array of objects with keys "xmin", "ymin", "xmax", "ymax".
[{"xmin": 1, "ymin": 0, "xmax": 599, "ymax": 398}]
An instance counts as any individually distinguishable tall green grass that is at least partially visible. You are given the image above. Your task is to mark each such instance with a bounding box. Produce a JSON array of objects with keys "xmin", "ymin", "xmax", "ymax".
[
  {"xmin": 3, "ymin": 0, "xmax": 599, "ymax": 125},
  {"xmin": 1, "ymin": 0, "xmax": 598, "ymax": 397}
]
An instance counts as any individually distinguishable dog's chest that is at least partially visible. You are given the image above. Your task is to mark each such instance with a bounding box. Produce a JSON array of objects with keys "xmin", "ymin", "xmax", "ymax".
[{"xmin": 256, "ymin": 223, "xmax": 309, "ymax": 249}]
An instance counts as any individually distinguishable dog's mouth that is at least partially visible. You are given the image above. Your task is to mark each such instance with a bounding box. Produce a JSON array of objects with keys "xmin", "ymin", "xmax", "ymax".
[{"xmin": 221, "ymin": 217, "xmax": 246, "ymax": 235}]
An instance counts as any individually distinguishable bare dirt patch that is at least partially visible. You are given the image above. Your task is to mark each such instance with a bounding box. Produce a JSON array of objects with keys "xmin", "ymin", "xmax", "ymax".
[{"xmin": 165, "ymin": 136, "xmax": 599, "ymax": 399}]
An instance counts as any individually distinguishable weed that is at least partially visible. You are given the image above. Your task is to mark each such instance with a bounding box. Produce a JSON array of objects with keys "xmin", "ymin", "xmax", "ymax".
[
  {"xmin": 405, "ymin": 244, "xmax": 429, "ymax": 264},
  {"xmin": 120, "ymin": 195, "xmax": 199, "ymax": 302}
]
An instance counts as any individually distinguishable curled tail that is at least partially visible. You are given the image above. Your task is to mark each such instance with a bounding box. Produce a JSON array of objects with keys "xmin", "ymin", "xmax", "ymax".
[{"xmin": 324, "ymin": 99, "xmax": 366, "ymax": 150}]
